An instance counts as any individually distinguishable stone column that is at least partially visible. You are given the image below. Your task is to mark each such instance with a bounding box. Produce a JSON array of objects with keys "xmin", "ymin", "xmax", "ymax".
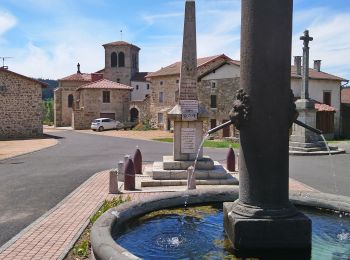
[
  {"xmin": 290, "ymin": 30, "xmax": 323, "ymax": 150},
  {"xmin": 224, "ymin": 0, "xmax": 311, "ymax": 251},
  {"xmin": 168, "ymin": 0, "xmax": 208, "ymax": 162},
  {"xmin": 300, "ymin": 30, "xmax": 313, "ymax": 100}
]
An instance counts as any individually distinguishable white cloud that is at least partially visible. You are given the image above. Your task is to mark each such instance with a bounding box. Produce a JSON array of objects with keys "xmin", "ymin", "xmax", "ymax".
[
  {"xmin": 0, "ymin": 10, "xmax": 16, "ymax": 36},
  {"xmin": 292, "ymin": 11, "xmax": 350, "ymax": 80}
]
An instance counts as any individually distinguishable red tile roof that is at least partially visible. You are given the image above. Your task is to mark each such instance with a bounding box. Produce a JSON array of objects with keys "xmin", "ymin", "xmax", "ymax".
[
  {"xmin": 102, "ymin": 41, "xmax": 140, "ymax": 50},
  {"xmin": 342, "ymin": 88, "xmax": 350, "ymax": 104},
  {"xmin": 0, "ymin": 68, "xmax": 47, "ymax": 88},
  {"xmin": 147, "ymin": 54, "xmax": 347, "ymax": 82},
  {"xmin": 147, "ymin": 54, "xmax": 231, "ymax": 78},
  {"xmin": 77, "ymin": 79, "xmax": 133, "ymax": 90},
  {"xmin": 314, "ymin": 103, "xmax": 336, "ymax": 112},
  {"xmin": 59, "ymin": 73, "xmax": 92, "ymax": 82},
  {"xmin": 291, "ymin": 66, "xmax": 347, "ymax": 81}
]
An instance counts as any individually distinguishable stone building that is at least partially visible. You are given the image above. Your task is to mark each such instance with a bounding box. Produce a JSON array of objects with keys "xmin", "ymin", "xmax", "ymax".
[
  {"xmin": 146, "ymin": 54, "xmax": 237, "ymax": 136},
  {"xmin": 0, "ymin": 68, "xmax": 46, "ymax": 139},
  {"xmin": 146, "ymin": 54, "xmax": 346, "ymax": 138},
  {"xmin": 341, "ymin": 88, "xmax": 350, "ymax": 138},
  {"xmin": 54, "ymin": 67, "xmax": 95, "ymax": 127},
  {"xmin": 54, "ymin": 41, "xmax": 149, "ymax": 129},
  {"xmin": 72, "ymin": 79, "xmax": 132, "ymax": 130}
]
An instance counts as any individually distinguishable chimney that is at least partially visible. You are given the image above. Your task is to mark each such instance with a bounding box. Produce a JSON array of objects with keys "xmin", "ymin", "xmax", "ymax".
[
  {"xmin": 77, "ymin": 63, "xmax": 81, "ymax": 74},
  {"xmin": 314, "ymin": 60, "xmax": 321, "ymax": 72},
  {"xmin": 294, "ymin": 56, "xmax": 302, "ymax": 75},
  {"xmin": 91, "ymin": 73, "xmax": 103, "ymax": 82}
]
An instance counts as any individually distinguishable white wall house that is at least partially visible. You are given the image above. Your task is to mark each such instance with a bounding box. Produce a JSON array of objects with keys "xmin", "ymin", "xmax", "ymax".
[{"xmin": 130, "ymin": 72, "xmax": 151, "ymax": 101}]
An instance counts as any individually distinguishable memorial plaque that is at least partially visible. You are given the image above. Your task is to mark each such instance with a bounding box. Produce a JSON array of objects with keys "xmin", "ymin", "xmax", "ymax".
[
  {"xmin": 180, "ymin": 100, "xmax": 198, "ymax": 121},
  {"xmin": 181, "ymin": 128, "xmax": 196, "ymax": 153}
]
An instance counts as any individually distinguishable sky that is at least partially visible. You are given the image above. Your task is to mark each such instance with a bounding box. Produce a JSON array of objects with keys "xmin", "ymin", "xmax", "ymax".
[{"xmin": 0, "ymin": 0, "xmax": 349, "ymax": 82}]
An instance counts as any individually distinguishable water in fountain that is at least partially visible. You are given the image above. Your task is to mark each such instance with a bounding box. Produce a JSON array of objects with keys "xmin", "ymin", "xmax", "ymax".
[
  {"xmin": 186, "ymin": 133, "xmax": 210, "ymax": 190},
  {"xmin": 114, "ymin": 203, "xmax": 350, "ymax": 259},
  {"xmin": 319, "ymin": 134, "xmax": 350, "ymax": 242}
]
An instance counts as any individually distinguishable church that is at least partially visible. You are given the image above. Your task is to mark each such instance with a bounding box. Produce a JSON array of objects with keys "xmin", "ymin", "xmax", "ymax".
[{"xmin": 54, "ymin": 39, "xmax": 347, "ymax": 138}]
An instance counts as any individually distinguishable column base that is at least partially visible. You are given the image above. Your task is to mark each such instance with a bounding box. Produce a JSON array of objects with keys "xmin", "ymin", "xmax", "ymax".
[{"xmin": 223, "ymin": 201, "xmax": 311, "ymax": 250}]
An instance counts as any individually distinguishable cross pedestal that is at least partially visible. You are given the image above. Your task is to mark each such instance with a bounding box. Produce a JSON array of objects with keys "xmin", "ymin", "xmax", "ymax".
[{"xmin": 289, "ymin": 99, "xmax": 325, "ymax": 152}]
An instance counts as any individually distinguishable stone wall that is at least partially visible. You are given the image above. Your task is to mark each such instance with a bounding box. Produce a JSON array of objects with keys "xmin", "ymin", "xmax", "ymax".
[
  {"xmin": 0, "ymin": 70, "xmax": 43, "ymax": 139},
  {"xmin": 73, "ymin": 89, "xmax": 131, "ymax": 129},
  {"xmin": 54, "ymin": 81, "xmax": 87, "ymax": 127},
  {"xmin": 199, "ymin": 77, "xmax": 240, "ymax": 137},
  {"xmin": 149, "ymin": 75, "xmax": 178, "ymax": 129},
  {"xmin": 54, "ymin": 87, "xmax": 63, "ymax": 127},
  {"xmin": 130, "ymin": 95, "xmax": 151, "ymax": 123}
]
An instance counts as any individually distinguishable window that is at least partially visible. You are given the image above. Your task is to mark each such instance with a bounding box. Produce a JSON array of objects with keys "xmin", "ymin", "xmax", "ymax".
[
  {"xmin": 158, "ymin": 113, "xmax": 164, "ymax": 123},
  {"xmin": 111, "ymin": 52, "xmax": 118, "ymax": 67},
  {"xmin": 210, "ymin": 119, "xmax": 217, "ymax": 129},
  {"xmin": 159, "ymin": 92, "xmax": 164, "ymax": 103},
  {"xmin": 118, "ymin": 52, "xmax": 125, "ymax": 67},
  {"xmin": 160, "ymin": 81, "xmax": 163, "ymax": 85},
  {"xmin": 136, "ymin": 85, "xmax": 139, "ymax": 90},
  {"xmin": 210, "ymin": 95, "xmax": 217, "ymax": 108},
  {"xmin": 323, "ymin": 91, "xmax": 331, "ymax": 106},
  {"xmin": 68, "ymin": 94, "xmax": 74, "ymax": 108},
  {"xmin": 147, "ymin": 84, "xmax": 150, "ymax": 90},
  {"xmin": 117, "ymin": 78, "xmax": 120, "ymax": 83},
  {"xmin": 176, "ymin": 79, "xmax": 179, "ymax": 84},
  {"xmin": 211, "ymin": 82, "xmax": 216, "ymax": 89},
  {"xmin": 103, "ymin": 91, "xmax": 110, "ymax": 103}
]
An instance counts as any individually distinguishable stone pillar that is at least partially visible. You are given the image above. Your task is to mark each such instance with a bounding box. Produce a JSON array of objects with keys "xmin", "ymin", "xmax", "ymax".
[
  {"xmin": 226, "ymin": 147, "xmax": 235, "ymax": 172},
  {"xmin": 290, "ymin": 30, "xmax": 324, "ymax": 151},
  {"xmin": 168, "ymin": 0, "xmax": 208, "ymax": 162},
  {"xmin": 133, "ymin": 148, "xmax": 142, "ymax": 175},
  {"xmin": 109, "ymin": 170, "xmax": 118, "ymax": 194},
  {"xmin": 124, "ymin": 159, "xmax": 135, "ymax": 191},
  {"xmin": 300, "ymin": 30, "xmax": 313, "ymax": 100},
  {"xmin": 224, "ymin": 0, "xmax": 311, "ymax": 251},
  {"xmin": 117, "ymin": 161, "xmax": 124, "ymax": 182}
]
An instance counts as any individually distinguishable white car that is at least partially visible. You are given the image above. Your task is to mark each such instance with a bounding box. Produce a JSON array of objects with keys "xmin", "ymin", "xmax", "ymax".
[{"xmin": 91, "ymin": 118, "xmax": 121, "ymax": 131}]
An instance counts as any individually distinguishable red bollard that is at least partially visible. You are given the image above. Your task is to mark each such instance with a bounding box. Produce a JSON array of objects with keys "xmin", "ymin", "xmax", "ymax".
[
  {"xmin": 226, "ymin": 147, "xmax": 236, "ymax": 172},
  {"xmin": 133, "ymin": 148, "xmax": 142, "ymax": 175},
  {"xmin": 124, "ymin": 159, "xmax": 135, "ymax": 190}
]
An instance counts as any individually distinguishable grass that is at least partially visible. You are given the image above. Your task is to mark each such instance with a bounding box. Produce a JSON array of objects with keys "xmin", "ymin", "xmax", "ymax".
[
  {"xmin": 65, "ymin": 196, "xmax": 131, "ymax": 260},
  {"xmin": 152, "ymin": 138, "xmax": 240, "ymax": 149},
  {"xmin": 328, "ymin": 139, "xmax": 350, "ymax": 143}
]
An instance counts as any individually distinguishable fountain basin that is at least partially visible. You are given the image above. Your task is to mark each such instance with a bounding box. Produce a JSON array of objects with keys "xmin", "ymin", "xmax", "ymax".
[{"xmin": 91, "ymin": 188, "xmax": 350, "ymax": 260}]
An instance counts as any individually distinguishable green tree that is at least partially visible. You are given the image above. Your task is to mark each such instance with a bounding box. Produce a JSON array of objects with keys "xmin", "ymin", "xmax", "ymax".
[{"xmin": 42, "ymin": 99, "xmax": 54, "ymax": 125}]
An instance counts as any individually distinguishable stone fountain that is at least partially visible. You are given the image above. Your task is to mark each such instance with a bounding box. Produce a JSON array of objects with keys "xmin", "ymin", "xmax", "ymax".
[{"xmin": 90, "ymin": 0, "xmax": 350, "ymax": 259}]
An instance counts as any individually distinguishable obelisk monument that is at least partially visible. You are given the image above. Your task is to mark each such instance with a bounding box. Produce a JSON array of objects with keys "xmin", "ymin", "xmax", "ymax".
[
  {"xmin": 224, "ymin": 0, "xmax": 311, "ymax": 251},
  {"xmin": 168, "ymin": 0, "xmax": 208, "ymax": 161},
  {"xmin": 143, "ymin": 0, "xmax": 233, "ymax": 186}
]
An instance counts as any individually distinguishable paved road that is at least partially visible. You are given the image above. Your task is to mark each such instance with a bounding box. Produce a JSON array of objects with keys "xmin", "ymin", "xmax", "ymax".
[
  {"xmin": 0, "ymin": 130, "xmax": 349, "ymax": 247},
  {"xmin": 289, "ymin": 143, "xmax": 350, "ymax": 197}
]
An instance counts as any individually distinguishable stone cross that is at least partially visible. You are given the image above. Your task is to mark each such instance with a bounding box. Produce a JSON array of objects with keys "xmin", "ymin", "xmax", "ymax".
[{"xmin": 300, "ymin": 30, "xmax": 313, "ymax": 99}]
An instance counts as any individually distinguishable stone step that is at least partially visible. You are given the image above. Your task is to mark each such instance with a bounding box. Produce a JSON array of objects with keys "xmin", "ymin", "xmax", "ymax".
[
  {"xmin": 145, "ymin": 161, "xmax": 231, "ymax": 180},
  {"xmin": 162, "ymin": 155, "xmax": 214, "ymax": 170},
  {"xmin": 141, "ymin": 176, "xmax": 238, "ymax": 187}
]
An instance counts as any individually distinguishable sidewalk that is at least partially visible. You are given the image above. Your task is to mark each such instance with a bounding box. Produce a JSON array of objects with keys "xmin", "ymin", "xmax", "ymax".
[
  {"xmin": 0, "ymin": 138, "xmax": 58, "ymax": 161},
  {"xmin": 0, "ymin": 169, "xmax": 317, "ymax": 260}
]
